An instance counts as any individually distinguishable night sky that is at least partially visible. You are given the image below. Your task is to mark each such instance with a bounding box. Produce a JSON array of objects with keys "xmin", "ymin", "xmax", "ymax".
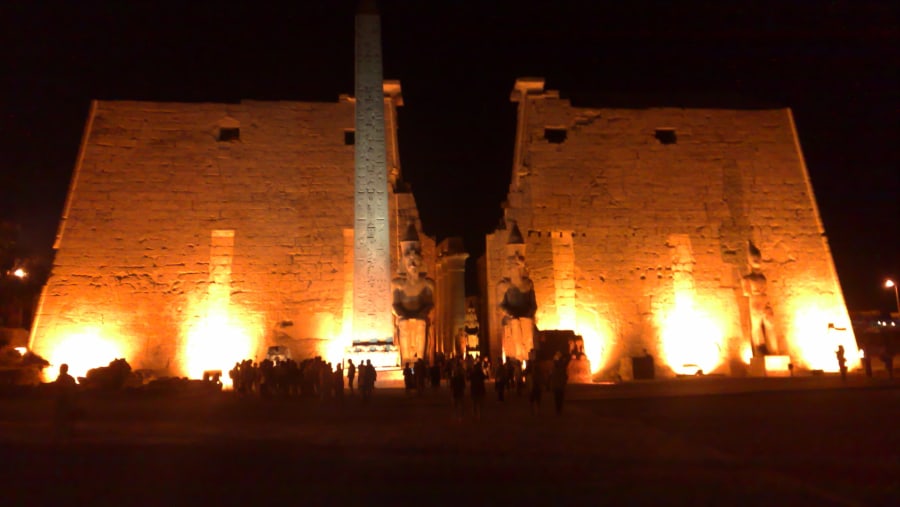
[{"xmin": 2, "ymin": 0, "xmax": 897, "ymax": 311}]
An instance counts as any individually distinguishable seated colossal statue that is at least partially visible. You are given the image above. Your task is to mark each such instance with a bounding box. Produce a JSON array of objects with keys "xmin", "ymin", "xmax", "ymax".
[
  {"xmin": 392, "ymin": 225, "xmax": 434, "ymax": 363},
  {"xmin": 497, "ymin": 246, "xmax": 537, "ymax": 362}
]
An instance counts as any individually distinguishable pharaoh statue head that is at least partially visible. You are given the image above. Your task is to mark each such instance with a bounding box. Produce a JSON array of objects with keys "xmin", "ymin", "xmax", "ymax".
[
  {"xmin": 400, "ymin": 222, "xmax": 422, "ymax": 277},
  {"xmin": 465, "ymin": 305, "xmax": 478, "ymax": 326},
  {"xmin": 505, "ymin": 222, "xmax": 527, "ymax": 280}
]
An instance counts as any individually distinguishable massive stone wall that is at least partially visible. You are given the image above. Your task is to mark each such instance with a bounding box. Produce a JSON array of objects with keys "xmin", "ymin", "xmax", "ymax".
[
  {"xmin": 486, "ymin": 79, "xmax": 855, "ymax": 376},
  {"xmin": 30, "ymin": 96, "xmax": 432, "ymax": 375}
]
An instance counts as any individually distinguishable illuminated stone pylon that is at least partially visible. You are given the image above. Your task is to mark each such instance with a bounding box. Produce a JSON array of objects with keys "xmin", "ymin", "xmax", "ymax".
[{"xmin": 352, "ymin": 0, "xmax": 393, "ymax": 345}]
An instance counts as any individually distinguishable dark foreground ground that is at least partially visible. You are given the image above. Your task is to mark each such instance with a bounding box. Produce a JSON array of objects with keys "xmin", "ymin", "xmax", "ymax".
[{"xmin": 1, "ymin": 375, "xmax": 897, "ymax": 507}]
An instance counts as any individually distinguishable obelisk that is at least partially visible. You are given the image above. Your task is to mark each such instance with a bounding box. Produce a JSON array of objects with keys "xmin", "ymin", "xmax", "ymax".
[{"xmin": 353, "ymin": 0, "xmax": 393, "ymax": 344}]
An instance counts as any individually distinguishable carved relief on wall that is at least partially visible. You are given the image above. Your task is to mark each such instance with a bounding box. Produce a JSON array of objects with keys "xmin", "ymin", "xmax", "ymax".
[{"xmin": 741, "ymin": 241, "xmax": 779, "ymax": 356}]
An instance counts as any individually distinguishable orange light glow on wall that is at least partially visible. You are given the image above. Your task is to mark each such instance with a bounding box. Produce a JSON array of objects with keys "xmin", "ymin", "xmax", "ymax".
[
  {"xmin": 312, "ymin": 312, "xmax": 348, "ymax": 366},
  {"xmin": 179, "ymin": 229, "xmax": 263, "ymax": 386},
  {"xmin": 787, "ymin": 302, "xmax": 858, "ymax": 371},
  {"xmin": 575, "ymin": 308, "xmax": 614, "ymax": 374},
  {"xmin": 180, "ymin": 304, "xmax": 262, "ymax": 385},
  {"xmin": 326, "ymin": 332, "xmax": 351, "ymax": 367},
  {"xmin": 37, "ymin": 324, "xmax": 133, "ymax": 382},
  {"xmin": 658, "ymin": 296, "xmax": 726, "ymax": 375},
  {"xmin": 741, "ymin": 344, "xmax": 753, "ymax": 364},
  {"xmin": 536, "ymin": 306, "xmax": 613, "ymax": 375},
  {"xmin": 576, "ymin": 326, "xmax": 608, "ymax": 375}
]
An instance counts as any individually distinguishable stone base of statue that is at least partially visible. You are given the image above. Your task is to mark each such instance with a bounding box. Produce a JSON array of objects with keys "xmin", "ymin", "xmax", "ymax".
[
  {"xmin": 465, "ymin": 334, "xmax": 480, "ymax": 359},
  {"xmin": 567, "ymin": 356, "xmax": 592, "ymax": 383},
  {"xmin": 396, "ymin": 318, "xmax": 427, "ymax": 365},
  {"xmin": 748, "ymin": 355, "xmax": 791, "ymax": 377},
  {"xmin": 502, "ymin": 317, "xmax": 535, "ymax": 362},
  {"xmin": 346, "ymin": 340, "xmax": 400, "ymax": 369},
  {"xmin": 369, "ymin": 367, "xmax": 405, "ymax": 388}
]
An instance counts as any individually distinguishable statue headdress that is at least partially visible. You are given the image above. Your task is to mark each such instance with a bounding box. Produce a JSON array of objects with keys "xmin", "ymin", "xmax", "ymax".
[
  {"xmin": 505, "ymin": 221, "xmax": 526, "ymax": 260},
  {"xmin": 401, "ymin": 221, "xmax": 421, "ymax": 256}
]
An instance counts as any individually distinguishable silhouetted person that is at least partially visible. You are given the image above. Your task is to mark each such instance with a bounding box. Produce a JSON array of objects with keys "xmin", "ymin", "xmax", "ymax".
[
  {"xmin": 550, "ymin": 356, "xmax": 568, "ymax": 415},
  {"xmin": 403, "ymin": 362, "xmax": 414, "ymax": 394},
  {"xmin": 414, "ymin": 358, "xmax": 427, "ymax": 394},
  {"xmin": 836, "ymin": 345, "xmax": 847, "ymax": 382},
  {"xmin": 494, "ymin": 359, "xmax": 509, "ymax": 402},
  {"xmin": 53, "ymin": 363, "xmax": 77, "ymax": 439},
  {"xmin": 469, "ymin": 360, "xmax": 486, "ymax": 421},
  {"xmin": 526, "ymin": 363, "xmax": 543, "ymax": 415},
  {"xmin": 347, "ymin": 359, "xmax": 356, "ymax": 394},
  {"xmin": 430, "ymin": 363, "xmax": 441, "ymax": 389},
  {"xmin": 333, "ymin": 364, "xmax": 344, "ymax": 403},
  {"xmin": 368, "ymin": 359, "xmax": 377, "ymax": 387},
  {"xmin": 863, "ymin": 351, "xmax": 873, "ymax": 378},
  {"xmin": 361, "ymin": 360, "xmax": 376, "ymax": 402},
  {"xmin": 229, "ymin": 362, "xmax": 241, "ymax": 393},
  {"xmin": 450, "ymin": 362, "xmax": 466, "ymax": 422},
  {"xmin": 319, "ymin": 362, "xmax": 333, "ymax": 403},
  {"xmin": 515, "ymin": 361, "xmax": 525, "ymax": 397},
  {"xmin": 259, "ymin": 359, "xmax": 275, "ymax": 398},
  {"xmin": 464, "ymin": 353, "xmax": 475, "ymax": 375}
]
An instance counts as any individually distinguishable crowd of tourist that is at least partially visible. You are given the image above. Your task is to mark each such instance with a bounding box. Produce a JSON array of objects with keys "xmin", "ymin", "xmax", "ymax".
[
  {"xmin": 228, "ymin": 357, "xmax": 379, "ymax": 401},
  {"xmin": 43, "ymin": 352, "xmax": 569, "ymax": 446},
  {"xmin": 226, "ymin": 351, "xmax": 570, "ymax": 417}
]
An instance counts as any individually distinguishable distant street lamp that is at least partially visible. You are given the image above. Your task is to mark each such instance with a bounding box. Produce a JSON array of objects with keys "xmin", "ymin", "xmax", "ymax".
[
  {"xmin": 12, "ymin": 268, "xmax": 27, "ymax": 279},
  {"xmin": 886, "ymin": 279, "xmax": 900, "ymax": 316}
]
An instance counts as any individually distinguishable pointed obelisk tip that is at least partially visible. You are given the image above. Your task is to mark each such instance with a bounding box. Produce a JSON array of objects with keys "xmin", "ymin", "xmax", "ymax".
[{"xmin": 358, "ymin": 0, "xmax": 378, "ymax": 15}]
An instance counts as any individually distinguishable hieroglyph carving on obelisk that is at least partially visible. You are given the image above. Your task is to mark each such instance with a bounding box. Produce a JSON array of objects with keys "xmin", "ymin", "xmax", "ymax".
[{"xmin": 353, "ymin": 0, "xmax": 392, "ymax": 343}]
